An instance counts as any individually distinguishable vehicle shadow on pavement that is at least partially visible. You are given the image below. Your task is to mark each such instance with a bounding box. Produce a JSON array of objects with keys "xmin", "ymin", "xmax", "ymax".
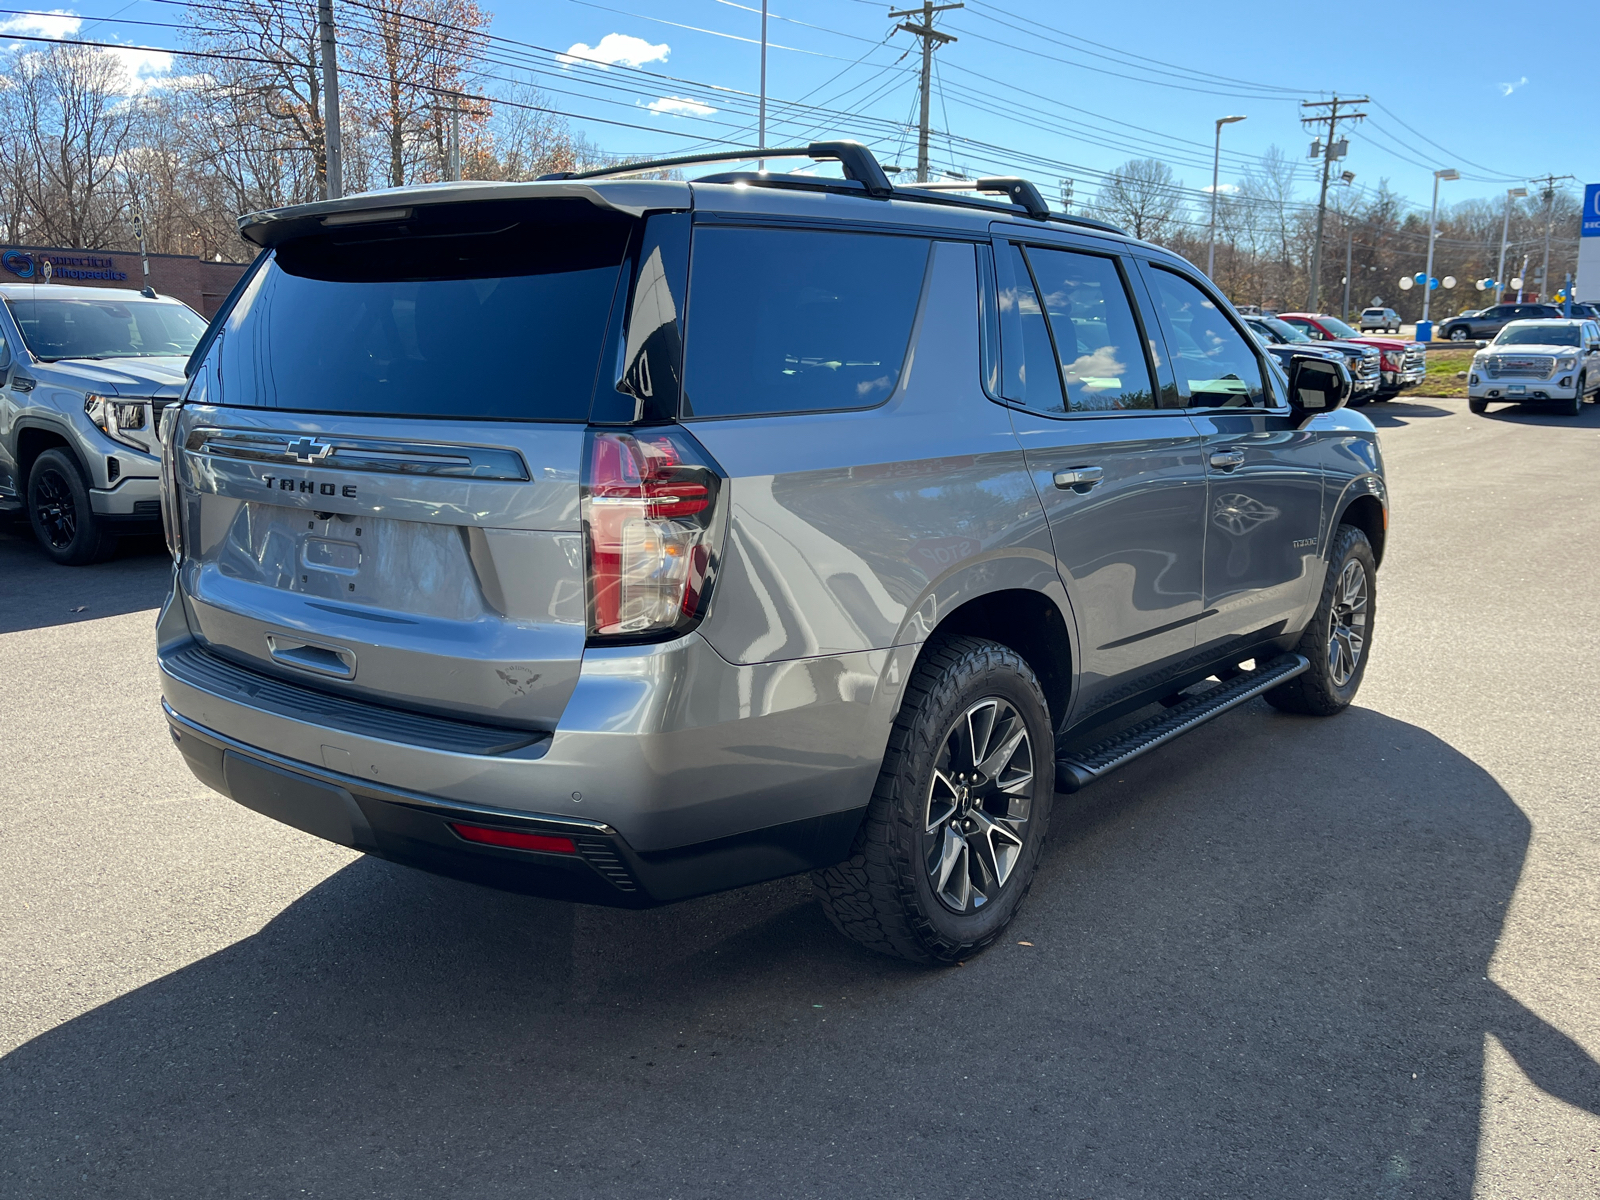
[
  {"xmin": 4, "ymin": 705, "xmax": 1598, "ymax": 1198},
  {"xmin": 1363, "ymin": 400, "xmax": 1455, "ymax": 428},
  {"xmin": 1476, "ymin": 402, "xmax": 1600, "ymax": 428},
  {"xmin": 0, "ymin": 526, "xmax": 171, "ymax": 634}
]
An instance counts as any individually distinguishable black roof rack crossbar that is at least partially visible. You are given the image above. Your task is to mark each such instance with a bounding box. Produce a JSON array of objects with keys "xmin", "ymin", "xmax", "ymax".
[
  {"xmin": 542, "ymin": 140, "xmax": 893, "ymax": 197},
  {"xmin": 909, "ymin": 177, "xmax": 1052, "ymax": 220}
]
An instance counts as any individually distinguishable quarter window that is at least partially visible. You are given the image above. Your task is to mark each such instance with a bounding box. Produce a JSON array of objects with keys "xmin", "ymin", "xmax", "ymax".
[
  {"xmin": 1144, "ymin": 268, "xmax": 1266, "ymax": 408},
  {"xmin": 681, "ymin": 227, "xmax": 929, "ymax": 418}
]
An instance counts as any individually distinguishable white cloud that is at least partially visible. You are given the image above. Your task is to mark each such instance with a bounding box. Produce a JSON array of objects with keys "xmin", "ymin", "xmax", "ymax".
[
  {"xmin": 1498, "ymin": 76, "xmax": 1528, "ymax": 97},
  {"xmin": 0, "ymin": 10, "xmax": 82, "ymax": 38},
  {"xmin": 559, "ymin": 32, "xmax": 669, "ymax": 69},
  {"xmin": 1202, "ymin": 183, "xmax": 1240, "ymax": 195},
  {"xmin": 645, "ymin": 95, "xmax": 716, "ymax": 118},
  {"xmin": 109, "ymin": 46, "xmax": 176, "ymax": 92}
]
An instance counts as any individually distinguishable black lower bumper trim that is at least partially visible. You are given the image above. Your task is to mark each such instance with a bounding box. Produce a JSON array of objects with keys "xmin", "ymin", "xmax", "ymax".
[{"xmin": 166, "ymin": 708, "xmax": 866, "ymax": 908}]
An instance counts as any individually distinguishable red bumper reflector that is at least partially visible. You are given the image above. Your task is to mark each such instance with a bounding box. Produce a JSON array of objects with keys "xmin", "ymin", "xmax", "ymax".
[{"xmin": 450, "ymin": 823, "xmax": 577, "ymax": 854}]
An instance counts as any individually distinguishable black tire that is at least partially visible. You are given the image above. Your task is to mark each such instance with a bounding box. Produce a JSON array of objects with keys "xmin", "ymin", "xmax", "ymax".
[
  {"xmin": 1265, "ymin": 524, "xmax": 1376, "ymax": 717},
  {"xmin": 1564, "ymin": 375, "xmax": 1585, "ymax": 417},
  {"xmin": 27, "ymin": 448, "xmax": 117, "ymax": 565},
  {"xmin": 1469, "ymin": 397, "xmax": 1489, "ymax": 414},
  {"xmin": 812, "ymin": 636, "xmax": 1054, "ymax": 964},
  {"xmin": 1449, "ymin": 326, "xmax": 1468, "ymax": 341}
]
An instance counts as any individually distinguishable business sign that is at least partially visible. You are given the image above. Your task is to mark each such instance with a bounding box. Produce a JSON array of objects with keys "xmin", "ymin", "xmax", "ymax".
[
  {"xmin": 1579, "ymin": 185, "xmax": 1600, "ymax": 302},
  {"xmin": 0, "ymin": 249, "xmax": 128, "ymax": 282}
]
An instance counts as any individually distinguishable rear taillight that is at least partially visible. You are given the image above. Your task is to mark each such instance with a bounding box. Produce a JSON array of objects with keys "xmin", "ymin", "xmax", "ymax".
[
  {"xmin": 450, "ymin": 823, "xmax": 577, "ymax": 853},
  {"xmin": 581, "ymin": 427, "xmax": 725, "ymax": 641},
  {"xmin": 158, "ymin": 402, "xmax": 183, "ymax": 564}
]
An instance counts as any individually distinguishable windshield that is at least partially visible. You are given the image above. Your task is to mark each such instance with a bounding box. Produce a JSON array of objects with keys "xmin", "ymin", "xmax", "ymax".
[
  {"xmin": 1259, "ymin": 317, "xmax": 1311, "ymax": 343},
  {"xmin": 1316, "ymin": 316, "xmax": 1361, "ymax": 339},
  {"xmin": 1495, "ymin": 324, "xmax": 1580, "ymax": 347},
  {"xmin": 8, "ymin": 296, "xmax": 206, "ymax": 360}
]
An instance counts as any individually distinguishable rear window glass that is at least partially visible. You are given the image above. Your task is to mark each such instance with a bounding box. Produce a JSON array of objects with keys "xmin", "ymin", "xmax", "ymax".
[
  {"xmin": 681, "ymin": 227, "xmax": 929, "ymax": 418},
  {"xmin": 214, "ymin": 200, "xmax": 632, "ymax": 420}
]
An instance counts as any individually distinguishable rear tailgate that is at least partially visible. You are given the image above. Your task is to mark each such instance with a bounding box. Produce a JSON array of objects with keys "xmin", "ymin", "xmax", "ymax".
[
  {"xmin": 168, "ymin": 194, "xmax": 645, "ymax": 730},
  {"xmin": 173, "ymin": 409, "xmax": 585, "ymax": 728}
]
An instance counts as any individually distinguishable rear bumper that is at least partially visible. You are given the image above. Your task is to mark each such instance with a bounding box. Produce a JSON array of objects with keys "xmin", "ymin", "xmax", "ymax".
[{"xmin": 165, "ymin": 706, "xmax": 864, "ymax": 907}]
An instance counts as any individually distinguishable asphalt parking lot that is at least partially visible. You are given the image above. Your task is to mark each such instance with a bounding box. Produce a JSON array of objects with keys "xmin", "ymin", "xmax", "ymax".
[{"xmin": 3, "ymin": 397, "xmax": 1598, "ymax": 1199}]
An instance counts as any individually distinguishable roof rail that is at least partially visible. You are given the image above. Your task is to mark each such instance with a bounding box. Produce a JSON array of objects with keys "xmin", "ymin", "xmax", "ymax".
[
  {"xmin": 543, "ymin": 140, "xmax": 892, "ymax": 197},
  {"xmin": 543, "ymin": 139, "xmax": 1127, "ymax": 236}
]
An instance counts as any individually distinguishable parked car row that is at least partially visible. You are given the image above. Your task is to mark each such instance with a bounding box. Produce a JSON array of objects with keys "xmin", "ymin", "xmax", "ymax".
[
  {"xmin": 1244, "ymin": 315, "xmax": 1382, "ymax": 405},
  {"xmin": 1262, "ymin": 312, "xmax": 1426, "ymax": 397}
]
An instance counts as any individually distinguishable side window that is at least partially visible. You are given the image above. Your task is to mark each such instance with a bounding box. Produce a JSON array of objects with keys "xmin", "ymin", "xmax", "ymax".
[
  {"xmin": 1282, "ymin": 317, "xmax": 1315, "ymax": 338},
  {"xmin": 1022, "ymin": 246, "xmax": 1155, "ymax": 411},
  {"xmin": 680, "ymin": 227, "xmax": 929, "ymax": 418},
  {"xmin": 1144, "ymin": 268, "xmax": 1266, "ymax": 408},
  {"xmin": 994, "ymin": 241, "xmax": 1066, "ymax": 412}
]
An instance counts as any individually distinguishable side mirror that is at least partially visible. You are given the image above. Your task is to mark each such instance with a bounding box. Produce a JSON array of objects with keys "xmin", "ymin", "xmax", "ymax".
[
  {"xmin": 1287, "ymin": 354, "xmax": 1349, "ymax": 420},
  {"xmin": 1476, "ymin": 340, "xmax": 1488, "ymax": 349}
]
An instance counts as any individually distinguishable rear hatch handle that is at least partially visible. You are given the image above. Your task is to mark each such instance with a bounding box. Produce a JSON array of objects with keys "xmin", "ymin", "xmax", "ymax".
[{"xmin": 265, "ymin": 634, "xmax": 357, "ymax": 680}]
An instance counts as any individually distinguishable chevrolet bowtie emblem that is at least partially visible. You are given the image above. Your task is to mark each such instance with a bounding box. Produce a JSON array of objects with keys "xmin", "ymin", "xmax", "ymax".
[{"xmin": 286, "ymin": 437, "xmax": 333, "ymax": 464}]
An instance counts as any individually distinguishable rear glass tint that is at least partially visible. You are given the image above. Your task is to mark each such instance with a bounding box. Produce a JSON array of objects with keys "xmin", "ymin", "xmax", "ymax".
[
  {"xmin": 681, "ymin": 227, "xmax": 929, "ymax": 418},
  {"xmin": 215, "ymin": 199, "xmax": 632, "ymax": 420}
]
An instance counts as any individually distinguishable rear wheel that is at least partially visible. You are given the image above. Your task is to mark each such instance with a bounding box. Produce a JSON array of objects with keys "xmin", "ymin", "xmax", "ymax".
[
  {"xmin": 27, "ymin": 449, "xmax": 116, "ymax": 566},
  {"xmin": 1265, "ymin": 523, "xmax": 1376, "ymax": 717},
  {"xmin": 812, "ymin": 637, "xmax": 1053, "ymax": 964}
]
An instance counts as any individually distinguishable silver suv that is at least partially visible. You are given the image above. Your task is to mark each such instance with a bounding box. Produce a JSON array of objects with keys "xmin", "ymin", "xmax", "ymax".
[
  {"xmin": 0, "ymin": 285, "xmax": 208, "ymax": 563},
  {"xmin": 157, "ymin": 143, "xmax": 1387, "ymax": 964}
]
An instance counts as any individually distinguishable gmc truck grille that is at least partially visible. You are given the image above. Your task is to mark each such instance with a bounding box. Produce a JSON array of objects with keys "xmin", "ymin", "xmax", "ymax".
[{"xmin": 1486, "ymin": 355, "xmax": 1554, "ymax": 379}]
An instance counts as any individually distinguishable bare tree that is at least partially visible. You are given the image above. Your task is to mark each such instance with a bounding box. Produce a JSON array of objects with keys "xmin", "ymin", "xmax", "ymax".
[
  {"xmin": 0, "ymin": 43, "xmax": 138, "ymax": 247},
  {"xmin": 1094, "ymin": 158, "xmax": 1188, "ymax": 243}
]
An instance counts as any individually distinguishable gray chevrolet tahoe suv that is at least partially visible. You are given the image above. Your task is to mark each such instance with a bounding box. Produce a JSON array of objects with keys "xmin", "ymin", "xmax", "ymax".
[
  {"xmin": 0, "ymin": 284, "xmax": 207, "ymax": 563},
  {"xmin": 156, "ymin": 142, "xmax": 1385, "ymax": 964}
]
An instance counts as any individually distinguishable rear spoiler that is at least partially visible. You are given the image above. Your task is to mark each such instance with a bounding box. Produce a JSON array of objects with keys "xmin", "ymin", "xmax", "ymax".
[{"xmin": 236, "ymin": 180, "xmax": 691, "ymax": 249}]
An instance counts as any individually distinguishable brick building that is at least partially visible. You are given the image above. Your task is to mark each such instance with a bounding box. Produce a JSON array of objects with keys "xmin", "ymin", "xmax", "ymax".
[{"xmin": 0, "ymin": 244, "xmax": 250, "ymax": 317}]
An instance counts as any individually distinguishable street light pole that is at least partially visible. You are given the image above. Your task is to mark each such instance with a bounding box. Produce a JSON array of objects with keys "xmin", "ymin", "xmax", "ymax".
[
  {"xmin": 1421, "ymin": 168, "xmax": 1458, "ymax": 336},
  {"xmin": 1207, "ymin": 115, "xmax": 1245, "ymax": 280},
  {"xmin": 1496, "ymin": 187, "xmax": 1527, "ymax": 305}
]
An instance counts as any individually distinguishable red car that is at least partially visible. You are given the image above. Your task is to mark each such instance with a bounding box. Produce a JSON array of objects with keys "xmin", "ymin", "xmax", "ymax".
[{"xmin": 1277, "ymin": 313, "xmax": 1426, "ymax": 397}]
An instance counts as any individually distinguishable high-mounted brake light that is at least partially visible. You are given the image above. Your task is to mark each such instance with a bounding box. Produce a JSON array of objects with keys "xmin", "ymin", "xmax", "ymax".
[
  {"xmin": 450, "ymin": 823, "xmax": 577, "ymax": 854},
  {"xmin": 582, "ymin": 427, "xmax": 725, "ymax": 641}
]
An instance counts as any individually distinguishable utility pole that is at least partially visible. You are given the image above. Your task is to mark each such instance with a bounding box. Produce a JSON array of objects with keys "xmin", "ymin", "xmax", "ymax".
[
  {"xmin": 1530, "ymin": 173, "xmax": 1575, "ymax": 303},
  {"xmin": 891, "ymin": 2, "xmax": 961, "ymax": 183},
  {"xmin": 757, "ymin": 0, "xmax": 768, "ymax": 170},
  {"xmin": 316, "ymin": 0, "xmax": 343, "ymax": 199},
  {"xmin": 1343, "ymin": 225, "xmax": 1353, "ymax": 321},
  {"xmin": 1496, "ymin": 187, "xmax": 1527, "ymax": 304},
  {"xmin": 1301, "ymin": 95, "xmax": 1366, "ymax": 311}
]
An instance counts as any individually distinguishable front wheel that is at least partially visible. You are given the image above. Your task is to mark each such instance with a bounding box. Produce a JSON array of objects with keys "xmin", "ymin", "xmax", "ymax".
[
  {"xmin": 1564, "ymin": 375, "xmax": 1585, "ymax": 417},
  {"xmin": 813, "ymin": 637, "xmax": 1054, "ymax": 964},
  {"xmin": 27, "ymin": 449, "xmax": 117, "ymax": 565},
  {"xmin": 1469, "ymin": 397, "xmax": 1489, "ymax": 414},
  {"xmin": 1265, "ymin": 524, "xmax": 1376, "ymax": 717},
  {"xmin": 1449, "ymin": 327, "xmax": 1469, "ymax": 341}
]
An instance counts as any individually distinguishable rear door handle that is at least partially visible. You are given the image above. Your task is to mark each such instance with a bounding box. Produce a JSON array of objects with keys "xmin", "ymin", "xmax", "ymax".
[
  {"xmin": 266, "ymin": 635, "xmax": 357, "ymax": 679},
  {"xmin": 1053, "ymin": 466, "xmax": 1104, "ymax": 491},
  {"xmin": 1209, "ymin": 450, "xmax": 1246, "ymax": 471}
]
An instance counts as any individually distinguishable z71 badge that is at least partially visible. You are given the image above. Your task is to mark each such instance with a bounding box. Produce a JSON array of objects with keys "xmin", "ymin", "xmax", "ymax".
[{"xmin": 261, "ymin": 475, "xmax": 357, "ymax": 498}]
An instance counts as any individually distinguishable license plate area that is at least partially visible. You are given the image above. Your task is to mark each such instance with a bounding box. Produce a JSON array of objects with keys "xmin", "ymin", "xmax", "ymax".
[{"xmin": 1508, "ymin": 385, "xmax": 1526, "ymax": 396}]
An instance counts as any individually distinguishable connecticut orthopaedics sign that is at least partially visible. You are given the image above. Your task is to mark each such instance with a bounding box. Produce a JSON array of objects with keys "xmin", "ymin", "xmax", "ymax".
[{"xmin": 1, "ymin": 249, "xmax": 128, "ymax": 282}]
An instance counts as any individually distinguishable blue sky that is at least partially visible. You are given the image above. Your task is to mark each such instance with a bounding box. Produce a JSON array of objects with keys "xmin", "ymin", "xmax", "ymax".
[
  {"xmin": 496, "ymin": 0, "xmax": 1599, "ymax": 218},
  {"xmin": 2, "ymin": 0, "xmax": 1591, "ymax": 220}
]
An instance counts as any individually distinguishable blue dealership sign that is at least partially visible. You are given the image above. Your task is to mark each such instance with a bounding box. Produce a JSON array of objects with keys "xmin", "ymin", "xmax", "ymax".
[
  {"xmin": 2, "ymin": 249, "xmax": 35, "ymax": 278},
  {"xmin": 1584, "ymin": 184, "xmax": 1600, "ymax": 237}
]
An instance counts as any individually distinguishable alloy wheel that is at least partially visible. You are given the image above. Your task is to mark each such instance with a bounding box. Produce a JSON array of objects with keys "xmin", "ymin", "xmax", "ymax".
[
  {"xmin": 32, "ymin": 468, "xmax": 78, "ymax": 550},
  {"xmin": 923, "ymin": 696, "xmax": 1035, "ymax": 914},
  {"xmin": 1327, "ymin": 558, "xmax": 1369, "ymax": 687}
]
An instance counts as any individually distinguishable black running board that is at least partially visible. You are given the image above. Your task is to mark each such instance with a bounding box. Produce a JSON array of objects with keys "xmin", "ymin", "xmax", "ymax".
[{"xmin": 1054, "ymin": 653, "xmax": 1310, "ymax": 793}]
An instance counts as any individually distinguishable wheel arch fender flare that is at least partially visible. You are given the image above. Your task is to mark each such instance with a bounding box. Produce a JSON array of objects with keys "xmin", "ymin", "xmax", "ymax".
[
  {"xmin": 13, "ymin": 416, "xmax": 81, "ymax": 485},
  {"xmin": 888, "ymin": 549, "xmax": 1081, "ymax": 732},
  {"xmin": 1327, "ymin": 472, "xmax": 1388, "ymax": 567}
]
